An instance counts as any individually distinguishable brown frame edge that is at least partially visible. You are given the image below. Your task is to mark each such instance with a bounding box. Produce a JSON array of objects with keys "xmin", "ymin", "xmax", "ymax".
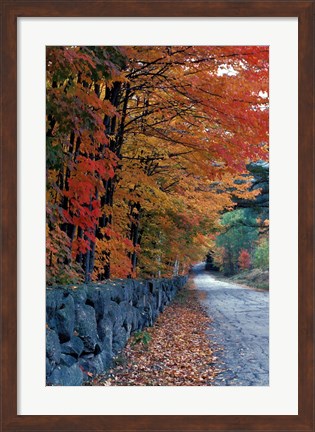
[{"xmin": 1, "ymin": 1, "xmax": 314, "ymax": 431}]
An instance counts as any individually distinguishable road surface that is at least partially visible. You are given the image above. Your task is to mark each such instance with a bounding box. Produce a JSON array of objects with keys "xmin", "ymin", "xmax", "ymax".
[{"xmin": 192, "ymin": 263, "xmax": 269, "ymax": 386}]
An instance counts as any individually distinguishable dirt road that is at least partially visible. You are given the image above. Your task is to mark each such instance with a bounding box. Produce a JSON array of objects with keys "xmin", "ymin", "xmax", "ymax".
[{"xmin": 193, "ymin": 263, "xmax": 269, "ymax": 386}]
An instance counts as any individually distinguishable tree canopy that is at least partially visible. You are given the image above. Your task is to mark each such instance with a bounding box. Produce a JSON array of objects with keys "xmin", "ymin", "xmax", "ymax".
[{"xmin": 46, "ymin": 45, "xmax": 269, "ymax": 284}]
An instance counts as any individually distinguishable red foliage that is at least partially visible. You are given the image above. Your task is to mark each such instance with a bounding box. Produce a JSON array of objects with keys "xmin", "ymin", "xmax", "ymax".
[
  {"xmin": 238, "ymin": 249, "xmax": 251, "ymax": 270},
  {"xmin": 46, "ymin": 46, "xmax": 268, "ymax": 283}
]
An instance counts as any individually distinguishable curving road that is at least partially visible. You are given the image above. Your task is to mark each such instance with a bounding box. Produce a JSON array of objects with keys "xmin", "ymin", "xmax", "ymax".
[{"xmin": 192, "ymin": 263, "xmax": 269, "ymax": 386}]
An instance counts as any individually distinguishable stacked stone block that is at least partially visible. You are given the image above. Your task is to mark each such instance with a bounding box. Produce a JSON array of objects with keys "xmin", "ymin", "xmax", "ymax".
[{"xmin": 46, "ymin": 276, "xmax": 187, "ymax": 386}]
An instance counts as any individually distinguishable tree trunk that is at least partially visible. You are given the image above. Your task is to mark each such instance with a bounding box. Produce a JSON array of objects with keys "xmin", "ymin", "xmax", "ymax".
[{"xmin": 84, "ymin": 245, "xmax": 91, "ymax": 283}]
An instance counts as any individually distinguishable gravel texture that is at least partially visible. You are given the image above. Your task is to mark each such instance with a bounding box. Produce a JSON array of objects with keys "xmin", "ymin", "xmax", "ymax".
[{"xmin": 193, "ymin": 263, "xmax": 269, "ymax": 386}]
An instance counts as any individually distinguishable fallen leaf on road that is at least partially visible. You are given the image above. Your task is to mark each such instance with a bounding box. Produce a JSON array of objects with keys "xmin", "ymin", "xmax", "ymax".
[{"xmin": 87, "ymin": 283, "xmax": 219, "ymax": 386}]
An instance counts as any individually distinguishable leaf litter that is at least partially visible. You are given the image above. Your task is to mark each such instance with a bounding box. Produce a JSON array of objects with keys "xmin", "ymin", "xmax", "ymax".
[{"xmin": 87, "ymin": 283, "xmax": 220, "ymax": 386}]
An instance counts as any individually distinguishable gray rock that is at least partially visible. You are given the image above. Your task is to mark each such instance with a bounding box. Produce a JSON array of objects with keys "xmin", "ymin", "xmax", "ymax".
[
  {"xmin": 148, "ymin": 280, "xmax": 157, "ymax": 294},
  {"xmin": 47, "ymin": 364, "xmax": 83, "ymax": 386},
  {"xmin": 112, "ymin": 325, "xmax": 127, "ymax": 354},
  {"xmin": 120, "ymin": 280, "xmax": 134, "ymax": 302},
  {"xmin": 60, "ymin": 353, "xmax": 77, "ymax": 367},
  {"xmin": 131, "ymin": 307, "xmax": 141, "ymax": 332},
  {"xmin": 143, "ymin": 302, "xmax": 153, "ymax": 327},
  {"xmin": 109, "ymin": 285, "xmax": 126, "ymax": 304},
  {"xmin": 55, "ymin": 294, "xmax": 75, "ymax": 342},
  {"xmin": 46, "ymin": 289, "xmax": 65, "ymax": 329},
  {"xmin": 46, "ymin": 328, "xmax": 61, "ymax": 364},
  {"xmin": 134, "ymin": 282, "xmax": 149, "ymax": 309},
  {"xmin": 99, "ymin": 349, "xmax": 112, "ymax": 370},
  {"xmin": 46, "ymin": 357, "xmax": 54, "ymax": 378},
  {"xmin": 60, "ymin": 336, "xmax": 84, "ymax": 358},
  {"xmin": 97, "ymin": 317, "xmax": 113, "ymax": 356},
  {"xmin": 46, "ymin": 275, "xmax": 188, "ymax": 385},
  {"xmin": 119, "ymin": 300, "xmax": 134, "ymax": 336},
  {"xmin": 78, "ymin": 354, "xmax": 105, "ymax": 377},
  {"xmin": 132, "ymin": 289, "xmax": 140, "ymax": 307},
  {"xmin": 105, "ymin": 300, "xmax": 122, "ymax": 327},
  {"xmin": 86, "ymin": 286, "xmax": 111, "ymax": 320},
  {"xmin": 71, "ymin": 286, "xmax": 88, "ymax": 304},
  {"xmin": 75, "ymin": 303, "xmax": 100, "ymax": 352}
]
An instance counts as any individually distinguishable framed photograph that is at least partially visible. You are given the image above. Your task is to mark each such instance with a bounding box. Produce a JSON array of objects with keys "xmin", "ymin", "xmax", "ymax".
[{"xmin": 1, "ymin": 1, "xmax": 313, "ymax": 431}]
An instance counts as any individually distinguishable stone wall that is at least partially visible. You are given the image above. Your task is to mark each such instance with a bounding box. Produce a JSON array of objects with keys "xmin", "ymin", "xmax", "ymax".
[{"xmin": 46, "ymin": 276, "xmax": 187, "ymax": 386}]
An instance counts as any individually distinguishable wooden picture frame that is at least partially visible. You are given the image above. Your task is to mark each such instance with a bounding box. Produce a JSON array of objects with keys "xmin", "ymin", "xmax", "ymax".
[{"xmin": 1, "ymin": 1, "xmax": 313, "ymax": 430}]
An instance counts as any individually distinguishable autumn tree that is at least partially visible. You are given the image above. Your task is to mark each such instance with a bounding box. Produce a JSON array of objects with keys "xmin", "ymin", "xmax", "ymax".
[
  {"xmin": 238, "ymin": 249, "xmax": 251, "ymax": 270},
  {"xmin": 46, "ymin": 45, "xmax": 269, "ymax": 284},
  {"xmin": 46, "ymin": 46, "xmax": 128, "ymax": 282}
]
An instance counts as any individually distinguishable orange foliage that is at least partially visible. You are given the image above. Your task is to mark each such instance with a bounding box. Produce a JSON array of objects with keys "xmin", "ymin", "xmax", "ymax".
[{"xmin": 46, "ymin": 46, "xmax": 269, "ymax": 284}]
